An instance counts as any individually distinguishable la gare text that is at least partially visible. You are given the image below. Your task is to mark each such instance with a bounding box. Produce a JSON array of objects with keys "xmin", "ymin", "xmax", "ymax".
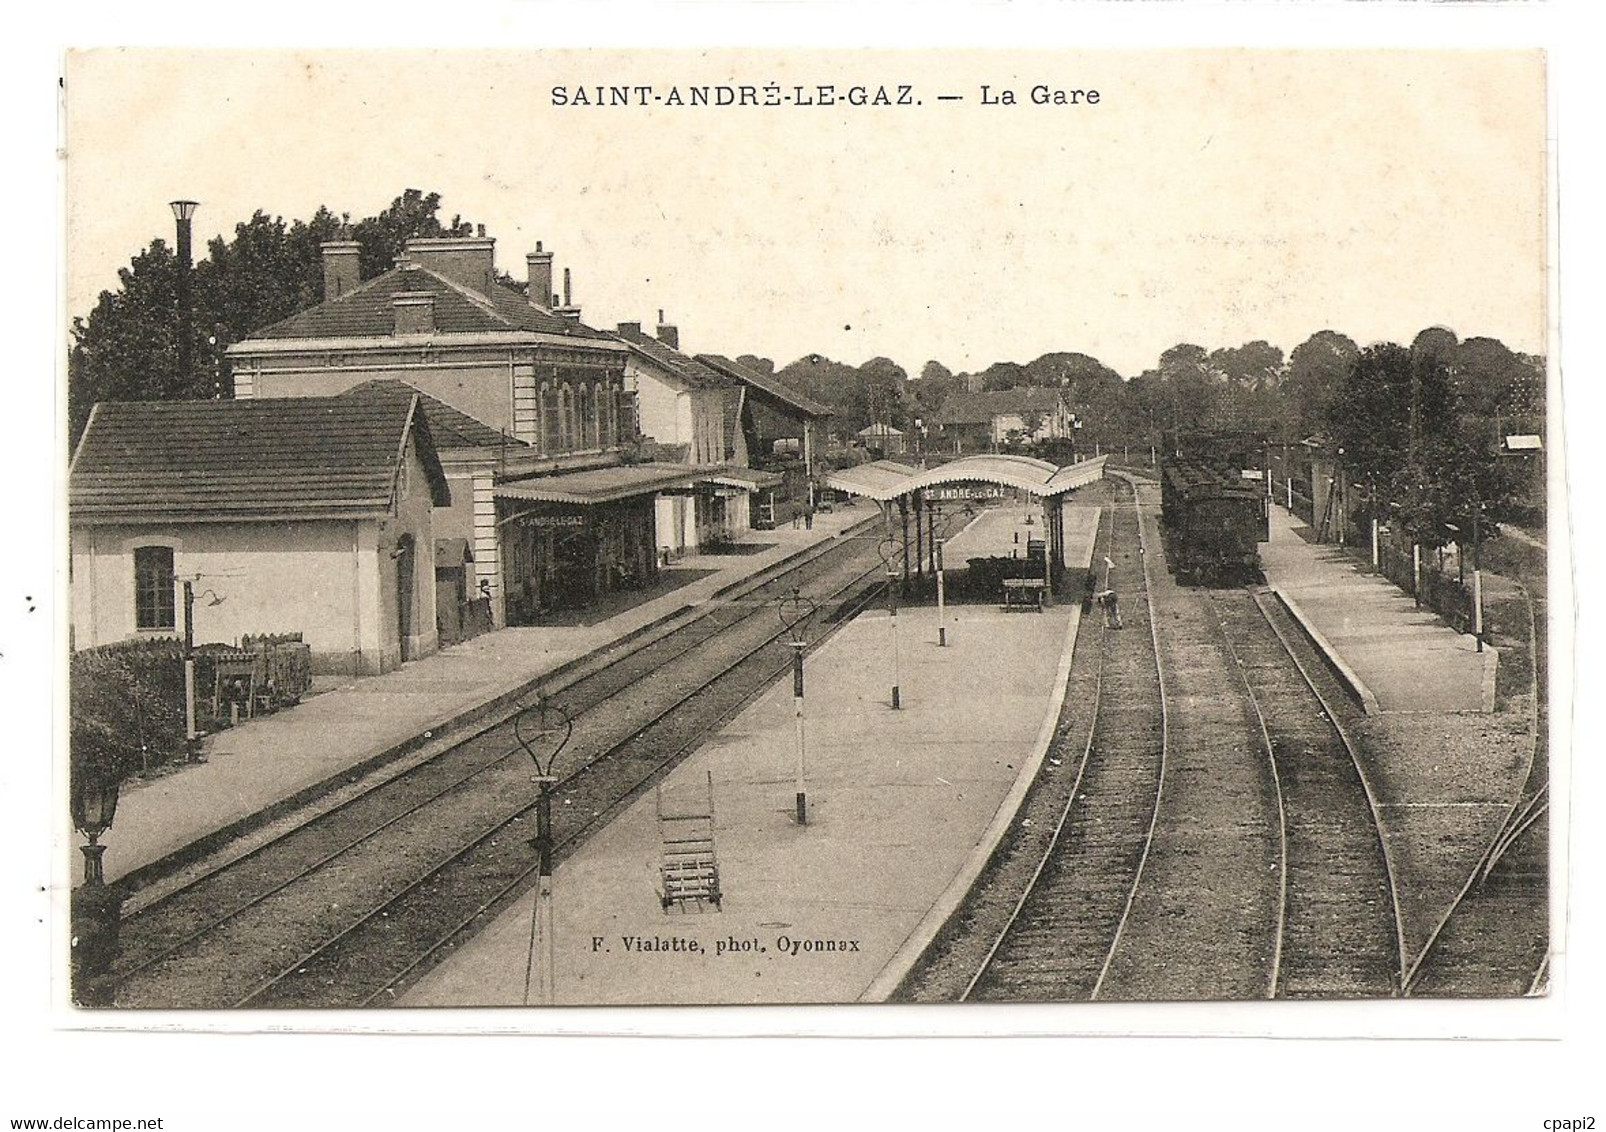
[{"xmin": 550, "ymin": 84, "xmax": 1100, "ymax": 108}]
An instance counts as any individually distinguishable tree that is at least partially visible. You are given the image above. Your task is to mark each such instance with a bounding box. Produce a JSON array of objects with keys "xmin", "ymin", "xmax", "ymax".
[
  {"xmin": 1208, "ymin": 341, "xmax": 1285, "ymax": 390},
  {"xmin": 351, "ymin": 188, "xmax": 474, "ymax": 279},
  {"xmin": 1326, "ymin": 342, "xmax": 1412, "ymax": 494},
  {"xmin": 736, "ymin": 355, "xmax": 777, "ymax": 377},
  {"xmin": 68, "ymin": 190, "xmax": 488, "ymax": 444},
  {"xmin": 1283, "ymin": 330, "xmax": 1360, "ymax": 439},
  {"xmin": 847, "ymin": 357, "xmax": 911, "ymax": 434}
]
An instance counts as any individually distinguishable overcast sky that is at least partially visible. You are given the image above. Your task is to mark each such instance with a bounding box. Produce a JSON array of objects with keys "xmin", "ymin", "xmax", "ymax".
[{"xmin": 64, "ymin": 48, "xmax": 1545, "ymax": 379}]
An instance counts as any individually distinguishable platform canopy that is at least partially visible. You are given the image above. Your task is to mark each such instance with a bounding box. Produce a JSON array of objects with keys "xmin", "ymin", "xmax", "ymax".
[{"xmin": 823, "ymin": 453, "xmax": 1107, "ymax": 503}]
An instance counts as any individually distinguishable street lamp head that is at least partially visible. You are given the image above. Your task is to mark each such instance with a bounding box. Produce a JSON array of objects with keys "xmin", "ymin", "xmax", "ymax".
[
  {"xmin": 70, "ymin": 756, "xmax": 122, "ymax": 843},
  {"xmin": 169, "ymin": 200, "xmax": 200, "ymax": 221}
]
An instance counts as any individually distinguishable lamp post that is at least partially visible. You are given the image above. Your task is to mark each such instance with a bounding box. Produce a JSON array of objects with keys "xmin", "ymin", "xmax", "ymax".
[
  {"xmin": 170, "ymin": 200, "xmax": 199, "ymax": 392},
  {"xmin": 515, "ymin": 698, "xmax": 572, "ymax": 1006},
  {"xmin": 935, "ymin": 538, "xmax": 948, "ymax": 647},
  {"xmin": 779, "ymin": 588, "xmax": 817, "ymax": 825},
  {"xmin": 181, "ymin": 580, "xmax": 225, "ymax": 762},
  {"xmin": 70, "ymin": 756, "xmax": 125, "ymax": 1005},
  {"xmin": 879, "ymin": 534, "xmax": 902, "ymax": 709}
]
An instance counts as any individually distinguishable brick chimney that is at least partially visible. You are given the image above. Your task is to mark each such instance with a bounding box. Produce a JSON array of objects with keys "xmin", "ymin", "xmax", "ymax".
[
  {"xmin": 526, "ymin": 242, "xmax": 554, "ymax": 310},
  {"xmin": 392, "ymin": 291, "xmax": 436, "ymax": 336},
  {"xmin": 403, "ymin": 235, "xmax": 496, "ymax": 294},
  {"xmin": 616, "ymin": 321, "xmax": 643, "ymax": 339},
  {"xmin": 655, "ymin": 309, "xmax": 679, "ymax": 351},
  {"xmin": 321, "ymin": 241, "xmax": 362, "ymax": 300}
]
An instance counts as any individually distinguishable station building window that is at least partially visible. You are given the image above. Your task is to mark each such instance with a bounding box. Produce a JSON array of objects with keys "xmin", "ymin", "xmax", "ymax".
[{"xmin": 134, "ymin": 544, "xmax": 176, "ymax": 631}]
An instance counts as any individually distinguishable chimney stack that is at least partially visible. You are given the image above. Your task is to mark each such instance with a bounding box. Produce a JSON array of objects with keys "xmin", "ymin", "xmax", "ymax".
[
  {"xmin": 554, "ymin": 267, "xmax": 582, "ymax": 321},
  {"xmin": 403, "ymin": 235, "xmax": 497, "ymax": 294},
  {"xmin": 655, "ymin": 308, "xmax": 679, "ymax": 351},
  {"xmin": 321, "ymin": 240, "xmax": 362, "ymax": 299},
  {"xmin": 392, "ymin": 291, "xmax": 436, "ymax": 336},
  {"xmin": 616, "ymin": 321, "xmax": 643, "ymax": 339},
  {"xmin": 526, "ymin": 242, "xmax": 554, "ymax": 309}
]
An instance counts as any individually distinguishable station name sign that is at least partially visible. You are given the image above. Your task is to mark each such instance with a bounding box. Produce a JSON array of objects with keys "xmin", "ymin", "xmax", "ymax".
[
  {"xmin": 930, "ymin": 483, "xmax": 1007, "ymax": 501},
  {"xmin": 525, "ymin": 513, "xmax": 588, "ymax": 528}
]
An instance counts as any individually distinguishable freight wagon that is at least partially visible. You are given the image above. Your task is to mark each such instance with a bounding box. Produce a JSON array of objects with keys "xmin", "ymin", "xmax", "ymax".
[{"xmin": 1160, "ymin": 458, "xmax": 1268, "ymax": 584}]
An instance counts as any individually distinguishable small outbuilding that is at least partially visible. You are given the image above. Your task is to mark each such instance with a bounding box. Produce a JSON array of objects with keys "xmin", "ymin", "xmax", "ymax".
[{"xmin": 70, "ymin": 385, "xmax": 451, "ymax": 675}]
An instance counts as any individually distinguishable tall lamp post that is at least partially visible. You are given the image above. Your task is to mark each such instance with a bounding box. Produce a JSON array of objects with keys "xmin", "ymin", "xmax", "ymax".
[
  {"xmin": 879, "ymin": 533, "xmax": 902, "ymax": 710},
  {"xmin": 779, "ymin": 588, "xmax": 817, "ymax": 825},
  {"xmin": 515, "ymin": 698, "xmax": 572, "ymax": 1006},
  {"xmin": 170, "ymin": 200, "xmax": 199, "ymax": 391},
  {"xmin": 70, "ymin": 756, "xmax": 125, "ymax": 1005}
]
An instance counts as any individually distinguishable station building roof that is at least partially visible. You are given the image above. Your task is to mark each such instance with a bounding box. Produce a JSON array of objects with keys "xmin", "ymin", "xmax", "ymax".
[
  {"xmin": 823, "ymin": 454, "xmax": 1108, "ymax": 503},
  {"xmin": 239, "ymin": 262, "xmax": 615, "ymax": 345}
]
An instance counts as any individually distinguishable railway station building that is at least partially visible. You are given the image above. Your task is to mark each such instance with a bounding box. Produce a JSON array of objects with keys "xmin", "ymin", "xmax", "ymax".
[{"xmin": 223, "ymin": 233, "xmax": 778, "ymax": 630}]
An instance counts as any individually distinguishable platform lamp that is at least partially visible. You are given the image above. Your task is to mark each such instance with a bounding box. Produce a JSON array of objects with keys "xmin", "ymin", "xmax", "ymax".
[
  {"xmin": 170, "ymin": 200, "xmax": 199, "ymax": 391},
  {"xmin": 515, "ymin": 697, "xmax": 572, "ymax": 1006},
  {"xmin": 779, "ymin": 588, "xmax": 818, "ymax": 825},
  {"xmin": 70, "ymin": 751, "xmax": 126, "ymax": 1005},
  {"xmin": 878, "ymin": 534, "xmax": 902, "ymax": 710}
]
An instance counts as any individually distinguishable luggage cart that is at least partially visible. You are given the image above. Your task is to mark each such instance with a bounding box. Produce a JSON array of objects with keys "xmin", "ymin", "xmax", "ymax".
[{"xmin": 657, "ymin": 771, "xmax": 723, "ymax": 913}]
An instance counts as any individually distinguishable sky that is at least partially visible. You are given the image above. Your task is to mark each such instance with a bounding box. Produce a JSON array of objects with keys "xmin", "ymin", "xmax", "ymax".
[{"xmin": 63, "ymin": 49, "xmax": 1545, "ymax": 380}]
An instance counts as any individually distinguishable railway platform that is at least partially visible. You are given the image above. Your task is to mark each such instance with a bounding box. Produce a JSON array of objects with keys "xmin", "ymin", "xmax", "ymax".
[
  {"xmin": 1261, "ymin": 504, "xmax": 1495, "ymax": 714},
  {"xmin": 401, "ymin": 503, "xmax": 1103, "ymax": 1005},
  {"xmin": 98, "ymin": 506, "xmax": 872, "ymax": 888}
]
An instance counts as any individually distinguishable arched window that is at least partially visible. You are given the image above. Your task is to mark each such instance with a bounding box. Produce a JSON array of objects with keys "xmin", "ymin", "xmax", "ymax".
[
  {"xmin": 541, "ymin": 381, "xmax": 560, "ymax": 454},
  {"xmin": 559, "ymin": 384, "xmax": 573, "ymax": 450},
  {"xmin": 591, "ymin": 380, "xmax": 605, "ymax": 448}
]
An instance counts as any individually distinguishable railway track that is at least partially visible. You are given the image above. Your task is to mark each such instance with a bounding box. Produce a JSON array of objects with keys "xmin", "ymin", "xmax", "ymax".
[
  {"xmin": 916, "ymin": 475, "xmax": 1413, "ymax": 1002},
  {"xmin": 109, "ymin": 517, "xmax": 942, "ymax": 1008},
  {"xmin": 1404, "ymin": 578, "xmax": 1549, "ymax": 997},
  {"xmin": 1094, "ymin": 479, "xmax": 1282, "ymax": 1001},
  {"xmin": 961, "ymin": 480, "xmax": 1166, "ymax": 1002},
  {"xmin": 1210, "ymin": 588, "xmax": 1404, "ymax": 998}
]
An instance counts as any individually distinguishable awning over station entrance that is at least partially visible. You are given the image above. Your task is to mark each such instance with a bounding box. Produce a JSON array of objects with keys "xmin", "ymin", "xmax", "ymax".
[
  {"xmin": 823, "ymin": 453, "xmax": 1107, "ymax": 503},
  {"xmin": 495, "ymin": 462, "xmax": 785, "ymax": 507}
]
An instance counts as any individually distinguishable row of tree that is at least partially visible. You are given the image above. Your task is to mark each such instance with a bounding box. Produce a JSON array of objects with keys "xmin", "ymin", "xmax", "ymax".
[
  {"xmin": 71, "ymin": 191, "xmax": 1547, "ymax": 552},
  {"xmin": 69, "ymin": 190, "xmax": 488, "ymax": 441}
]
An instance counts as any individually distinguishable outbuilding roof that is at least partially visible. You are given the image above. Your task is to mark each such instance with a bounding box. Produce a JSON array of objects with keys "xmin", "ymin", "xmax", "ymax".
[
  {"xmin": 69, "ymin": 386, "xmax": 450, "ymax": 524},
  {"xmin": 239, "ymin": 262, "xmax": 614, "ymax": 344}
]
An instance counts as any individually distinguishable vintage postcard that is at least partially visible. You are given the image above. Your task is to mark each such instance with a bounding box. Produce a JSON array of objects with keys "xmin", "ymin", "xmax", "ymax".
[{"xmin": 57, "ymin": 47, "xmax": 1554, "ymax": 1024}]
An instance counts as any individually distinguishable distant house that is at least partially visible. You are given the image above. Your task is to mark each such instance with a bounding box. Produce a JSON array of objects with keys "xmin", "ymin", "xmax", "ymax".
[
  {"xmin": 857, "ymin": 423, "xmax": 907, "ymax": 456},
  {"xmin": 69, "ymin": 386, "xmax": 450, "ymax": 675},
  {"xmin": 934, "ymin": 389, "xmax": 1076, "ymax": 453}
]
